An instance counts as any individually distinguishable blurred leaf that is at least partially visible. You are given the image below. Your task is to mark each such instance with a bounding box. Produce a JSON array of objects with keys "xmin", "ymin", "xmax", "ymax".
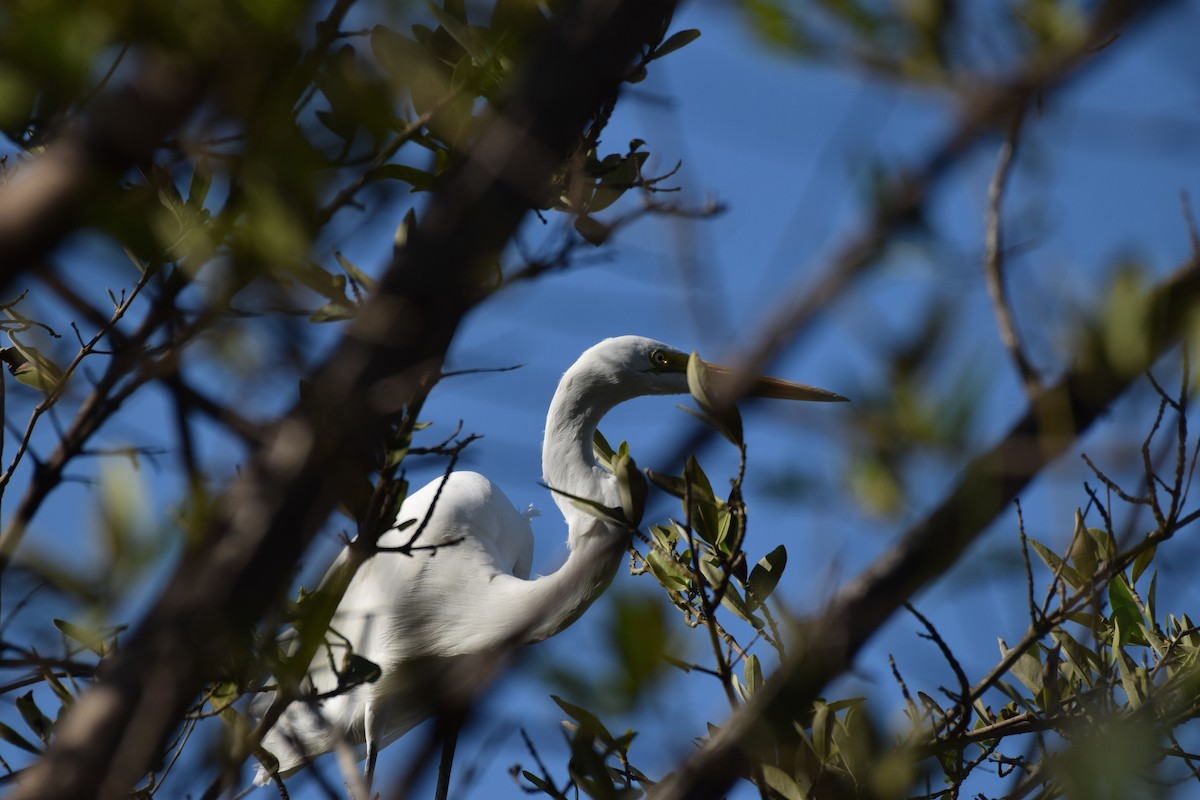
[
  {"xmin": 613, "ymin": 450, "xmax": 647, "ymax": 527},
  {"xmin": 521, "ymin": 770, "xmax": 556, "ymax": 794},
  {"xmin": 334, "ymin": 251, "xmax": 378, "ymax": 294},
  {"xmin": 652, "ymin": 29, "xmax": 701, "ymax": 60},
  {"xmin": 339, "ymin": 653, "xmax": 383, "ymax": 687},
  {"xmin": 429, "ymin": 2, "xmax": 487, "ymax": 63},
  {"xmin": 53, "ymin": 618, "xmax": 112, "ymax": 656},
  {"xmin": 574, "ymin": 215, "xmax": 610, "ymax": 245},
  {"xmin": 846, "ymin": 456, "xmax": 902, "ymax": 518},
  {"xmin": 610, "ymin": 594, "xmax": 667, "ymax": 700},
  {"xmin": 373, "ymin": 163, "xmax": 436, "ymax": 191},
  {"xmin": 208, "ymin": 681, "xmax": 240, "ymax": 713},
  {"xmin": 16, "ymin": 692, "xmax": 53, "ymax": 744},
  {"xmin": 309, "ymin": 300, "xmax": 357, "ymax": 322},
  {"xmin": 1, "ymin": 343, "xmax": 63, "ymax": 392},
  {"xmin": 0, "ymin": 721, "xmax": 41, "ymax": 755},
  {"xmin": 686, "ymin": 353, "xmax": 743, "ymax": 446},
  {"xmin": 761, "ymin": 764, "xmax": 804, "ymax": 800}
]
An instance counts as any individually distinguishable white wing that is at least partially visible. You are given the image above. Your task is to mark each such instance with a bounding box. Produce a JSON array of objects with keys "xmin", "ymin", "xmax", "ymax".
[{"xmin": 257, "ymin": 471, "xmax": 534, "ymax": 779}]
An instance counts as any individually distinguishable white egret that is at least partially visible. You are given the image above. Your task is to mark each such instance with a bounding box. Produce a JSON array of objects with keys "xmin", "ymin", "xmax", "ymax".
[{"xmin": 254, "ymin": 335, "xmax": 845, "ymax": 788}]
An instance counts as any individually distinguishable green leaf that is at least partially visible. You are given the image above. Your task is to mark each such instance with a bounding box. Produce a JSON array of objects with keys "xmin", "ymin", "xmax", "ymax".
[
  {"xmin": 1131, "ymin": 543, "xmax": 1156, "ymax": 583},
  {"xmin": 187, "ymin": 159, "xmax": 212, "ymax": 206},
  {"xmin": 683, "ymin": 456, "xmax": 716, "ymax": 502},
  {"xmin": 645, "ymin": 468, "xmax": 686, "ymax": 499},
  {"xmin": 613, "ymin": 450, "xmax": 647, "ymax": 527},
  {"xmin": 53, "ymin": 618, "xmax": 111, "ymax": 656},
  {"xmin": 1114, "ymin": 649, "xmax": 1144, "ymax": 708},
  {"xmin": 574, "ymin": 214, "xmax": 610, "ymax": 245},
  {"xmin": 339, "ymin": 653, "xmax": 383, "ymax": 686},
  {"xmin": 592, "ymin": 429, "xmax": 616, "ymax": 472},
  {"xmin": 1028, "ymin": 538, "xmax": 1083, "ymax": 590},
  {"xmin": 16, "ymin": 692, "xmax": 53, "ymax": 744},
  {"xmin": 1067, "ymin": 509, "xmax": 1097, "ymax": 579},
  {"xmin": 646, "ymin": 549, "xmax": 690, "ymax": 590},
  {"xmin": 761, "ymin": 765, "xmax": 803, "ymax": 800},
  {"xmin": 1051, "ymin": 629, "xmax": 1098, "ymax": 689},
  {"xmin": 208, "ymin": 681, "xmax": 240, "ymax": 713},
  {"xmin": 1, "ymin": 343, "xmax": 63, "ymax": 393},
  {"xmin": 521, "ymin": 770, "xmax": 555, "ymax": 794},
  {"xmin": 429, "ymin": 1, "xmax": 487, "ymax": 62},
  {"xmin": 334, "ymin": 251, "xmax": 378, "ymax": 293},
  {"xmin": 999, "ymin": 638, "xmax": 1042, "ymax": 695},
  {"xmin": 685, "ymin": 353, "xmax": 744, "ymax": 446},
  {"xmin": 652, "ymin": 28, "xmax": 701, "ymax": 60},
  {"xmin": 744, "ymin": 654, "xmax": 762, "ymax": 697},
  {"xmin": 746, "ymin": 545, "xmax": 787, "ymax": 612},
  {"xmin": 309, "ymin": 301, "xmax": 357, "ymax": 322},
  {"xmin": 1109, "ymin": 575, "xmax": 1149, "ymax": 646},
  {"xmin": 1147, "ymin": 570, "xmax": 1157, "ymax": 625},
  {"xmin": 0, "ymin": 721, "xmax": 41, "ymax": 755},
  {"xmin": 552, "ymin": 696, "xmax": 614, "ymax": 746}
]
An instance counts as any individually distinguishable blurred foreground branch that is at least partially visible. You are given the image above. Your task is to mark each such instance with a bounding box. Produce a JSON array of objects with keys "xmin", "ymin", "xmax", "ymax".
[{"xmin": 8, "ymin": 1, "xmax": 679, "ymax": 798}]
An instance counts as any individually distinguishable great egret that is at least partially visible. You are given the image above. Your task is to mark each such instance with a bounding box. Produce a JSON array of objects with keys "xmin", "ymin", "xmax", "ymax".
[{"xmin": 254, "ymin": 335, "xmax": 845, "ymax": 788}]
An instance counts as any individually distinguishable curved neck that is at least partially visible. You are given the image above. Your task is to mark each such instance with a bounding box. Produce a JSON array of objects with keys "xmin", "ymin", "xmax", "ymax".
[{"xmin": 541, "ymin": 370, "xmax": 622, "ymax": 546}]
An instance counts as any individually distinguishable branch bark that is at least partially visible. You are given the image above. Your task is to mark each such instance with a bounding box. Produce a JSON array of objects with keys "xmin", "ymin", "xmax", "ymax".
[
  {"xmin": 0, "ymin": 53, "xmax": 204, "ymax": 286},
  {"xmin": 7, "ymin": 1, "xmax": 678, "ymax": 798}
]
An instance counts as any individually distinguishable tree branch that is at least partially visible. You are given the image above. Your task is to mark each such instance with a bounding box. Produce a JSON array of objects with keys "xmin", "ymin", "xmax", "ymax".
[
  {"xmin": 7, "ymin": 2, "xmax": 679, "ymax": 797},
  {"xmin": 650, "ymin": 247, "xmax": 1200, "ymax": 799}
]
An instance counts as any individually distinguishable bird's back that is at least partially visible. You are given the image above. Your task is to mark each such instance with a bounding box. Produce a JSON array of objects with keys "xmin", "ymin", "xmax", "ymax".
[{"xmin": 255, "ymin": 471, "xmax": 534, "ymax": 781}]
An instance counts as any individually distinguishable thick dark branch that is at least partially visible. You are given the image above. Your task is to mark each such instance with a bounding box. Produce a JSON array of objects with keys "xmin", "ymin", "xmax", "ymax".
[{"xmin": 7, "ymin": 2, "xmax": 678, "ymax": 798}]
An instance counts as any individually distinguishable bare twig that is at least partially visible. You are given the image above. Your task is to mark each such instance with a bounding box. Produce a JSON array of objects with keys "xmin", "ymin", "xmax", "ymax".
[{"xmin": 983, "ymin": 107, "xmax": 1040, "ymax": 395}]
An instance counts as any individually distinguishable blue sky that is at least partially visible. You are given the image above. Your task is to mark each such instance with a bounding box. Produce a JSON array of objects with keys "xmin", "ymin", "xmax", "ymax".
[
  {"xmin": 318, "ymin": 2, "xmax": 1200, "ymax": 797},
  {"xmin": 2, "ymin": 0, "xmax": 1200, "ymax": 797}
]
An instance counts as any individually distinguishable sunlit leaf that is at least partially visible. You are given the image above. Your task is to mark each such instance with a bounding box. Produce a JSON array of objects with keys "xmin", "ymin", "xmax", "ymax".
[
  {"xmin": 1029, "ymin": 538, "xmax": 1084, "ymax": 590},
  {"xmin": 53, "ymin": 618, "xmax": 111, "ymax": 656},
  {"xmin": 1109, "ymin": 575, "xmax": 1149, "ymax": 647},
  {"xmin": 761, "ymin": 764, "xmax": 803, "ymax": 800}
]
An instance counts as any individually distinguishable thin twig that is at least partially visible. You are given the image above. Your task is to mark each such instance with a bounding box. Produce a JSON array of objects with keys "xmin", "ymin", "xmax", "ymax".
[{"xmin": 984, "ymin": 107, "xmax": 1039, "ymax": 395}]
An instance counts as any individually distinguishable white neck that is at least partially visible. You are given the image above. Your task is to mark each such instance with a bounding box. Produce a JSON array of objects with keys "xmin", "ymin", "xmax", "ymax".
[{"xmin": 541, "ymin": 366, "xmax": 625, "ymax": 548}]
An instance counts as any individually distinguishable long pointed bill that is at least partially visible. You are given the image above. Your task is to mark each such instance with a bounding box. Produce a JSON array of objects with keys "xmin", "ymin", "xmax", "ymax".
[{"xmin": 703, "ymin": 362, "xmax": 849, "ymax": 403}]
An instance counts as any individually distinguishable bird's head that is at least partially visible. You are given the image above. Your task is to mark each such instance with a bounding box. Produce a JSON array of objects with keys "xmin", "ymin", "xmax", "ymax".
[{"xmin": 579, "ymin": 335, "xmax": 848, "ymax": 404}]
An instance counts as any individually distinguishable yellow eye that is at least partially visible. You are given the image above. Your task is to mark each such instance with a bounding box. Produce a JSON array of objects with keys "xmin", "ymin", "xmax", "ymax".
[{"xmin": 649, "ymin": 349, "xmax": 670, "ymax": 368}]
